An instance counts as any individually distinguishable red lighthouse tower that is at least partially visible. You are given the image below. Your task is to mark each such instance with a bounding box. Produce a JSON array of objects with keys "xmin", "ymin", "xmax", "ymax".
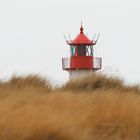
[{"xmin": 62, "ymin": 24, "xmax": 102, "ymax": 79}]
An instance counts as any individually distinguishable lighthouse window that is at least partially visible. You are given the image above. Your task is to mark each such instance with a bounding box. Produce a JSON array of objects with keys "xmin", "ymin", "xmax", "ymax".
[
  {"xmin": 77, "ymin": 45, "xmax": 86, "ymax": 56},
  {"xmin": 90, "ymin": 46, "xmax": 93, "ymax": 56},
  {"xmin": 86, "ymin": 46, "xmax": 94, "ymax": 56},
  {"xmin": 70, "ymin": 46, "xmax": 75, "ymax": 56},
  {"xmin": 86, "ymin": 46, "xmax": 90, "ymax": 56}
]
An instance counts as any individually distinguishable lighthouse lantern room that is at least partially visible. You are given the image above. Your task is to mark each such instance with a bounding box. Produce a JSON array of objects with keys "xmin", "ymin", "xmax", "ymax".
[{"xmin": 62, "ymin": 24, "xmax": 102, "ymax": 79}]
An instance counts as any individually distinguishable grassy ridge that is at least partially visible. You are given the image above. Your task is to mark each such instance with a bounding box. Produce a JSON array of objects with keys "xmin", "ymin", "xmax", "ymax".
[{"xmin": 0, "ymin": 74, "xmax": 140, "ymax": 140}]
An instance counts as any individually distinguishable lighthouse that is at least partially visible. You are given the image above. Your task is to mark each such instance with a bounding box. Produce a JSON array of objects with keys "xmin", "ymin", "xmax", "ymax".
[{"xmin": 62, "ymin": 24, "xmax": 102, "ymax": 79}]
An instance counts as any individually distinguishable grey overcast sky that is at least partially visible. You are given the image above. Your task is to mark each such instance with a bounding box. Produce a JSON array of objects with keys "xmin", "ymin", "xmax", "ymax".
[{"xmin": 0, "ymin": 0, "xmax": 140, "ymax": 84}]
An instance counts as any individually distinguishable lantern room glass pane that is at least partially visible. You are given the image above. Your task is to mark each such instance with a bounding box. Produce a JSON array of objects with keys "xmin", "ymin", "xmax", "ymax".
[
  {"xmin": 70, "ymin": 45, "xmax": 93, "ymax": 56},
  {"xmin": 86, "ymin": 46, "xmax": 93, "ymax": 56},
  {"xmin": 77, "ymin": 45, "xmax": 86, "ymax": 56},
  {"xmin": 70, "ymin": 46, "xmax": 75, "ymax": 56}
]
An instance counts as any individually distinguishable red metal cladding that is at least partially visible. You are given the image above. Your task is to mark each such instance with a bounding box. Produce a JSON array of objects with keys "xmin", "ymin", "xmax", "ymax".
[
  {"xmin": 70, "ymin": 56, "xmax": 93, "ymax": 69},
  {"xmin": 68, "ymin": 26, "xmax": 95, "ymax": 46}
]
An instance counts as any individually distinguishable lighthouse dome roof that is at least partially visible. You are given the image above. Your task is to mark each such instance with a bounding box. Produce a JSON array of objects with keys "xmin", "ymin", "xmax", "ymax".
[{"xmin": 68, "ymin": 25, "xmax": 94, "ymax": 46}]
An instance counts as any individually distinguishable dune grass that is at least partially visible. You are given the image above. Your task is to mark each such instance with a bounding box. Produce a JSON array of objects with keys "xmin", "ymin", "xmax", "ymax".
[{"xmin": 0, "ymin": 73, "xmax": 139, "ymax": 140}]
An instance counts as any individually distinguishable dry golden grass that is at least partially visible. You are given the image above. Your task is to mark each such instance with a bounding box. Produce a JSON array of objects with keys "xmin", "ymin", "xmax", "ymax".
[{"xmin": 0, "ymin": 73, "xmax": 140, "ymax": 140}]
